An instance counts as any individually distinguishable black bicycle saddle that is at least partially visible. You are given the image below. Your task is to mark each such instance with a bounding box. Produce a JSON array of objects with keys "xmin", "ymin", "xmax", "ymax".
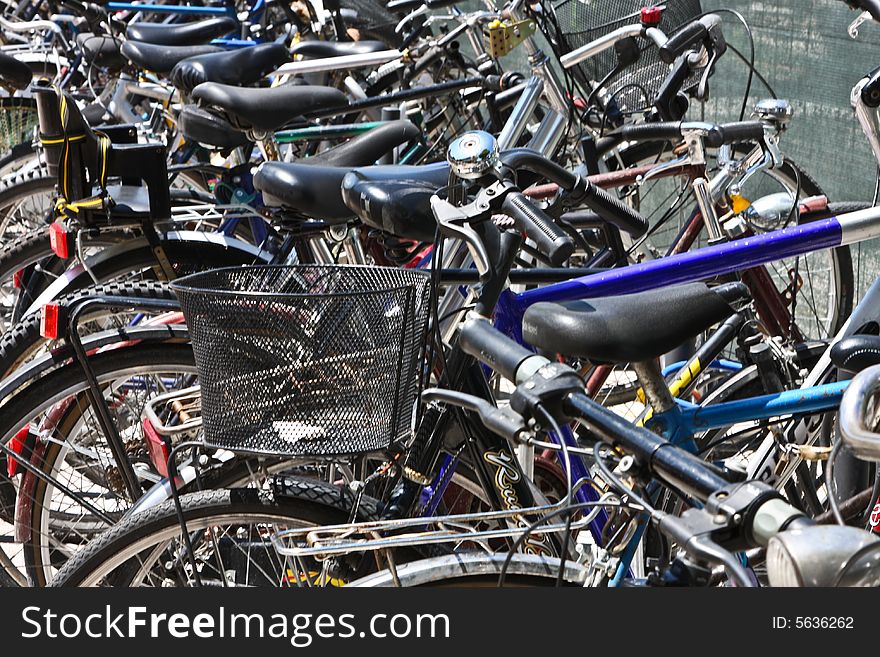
[
  {"xmin": 522, "ymin": 282, "xmax": 750, "ymax": 364},
  {"xmin": 170, "ymin": 43, "xmax": 291, "ymax": 94}
]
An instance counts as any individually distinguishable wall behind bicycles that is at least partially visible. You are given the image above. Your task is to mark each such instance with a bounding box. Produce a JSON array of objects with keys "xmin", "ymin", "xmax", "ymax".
[{"xmin": 699, "ymin": 0, "xmax": 880, "ymax": 292}]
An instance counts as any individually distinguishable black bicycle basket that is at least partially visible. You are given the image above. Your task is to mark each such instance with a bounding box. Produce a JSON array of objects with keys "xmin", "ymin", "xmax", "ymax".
[
  {"xmin": 171, "ymin": 265, "xmax": 431, "ymax": 458},
  {"xmin": 547, "ymin": 0, "xmax": 703, "ymax": 114}
]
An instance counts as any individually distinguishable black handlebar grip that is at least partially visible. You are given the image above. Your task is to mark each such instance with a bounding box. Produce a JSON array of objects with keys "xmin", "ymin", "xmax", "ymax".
[
  {"xmin": 705, "ymin": 120, "xmax": 766, "ymax": 147},
  {"xmin": 501, "ymin": 192, "xmax": 575, "ymax": 266},
  {"xmin": 387, "ymin": 0, "xmax": 422, "ymax": 11},
  {"xmin": 576, "ymin": 180, "xmax": 649, "ymax": 237},
  {"xmin": 387, "ymin": 0, "xmax": 457, "ymax": 11},
  {"xmin": 846, "ymin": 0, "xmax": 880, "ymax": 22},
  {"xmin": 459, "ymin": 318, "xmax": 540, "ymax": 383},
  {"xmin": 658, "ymin": 19, "xmax": 708, "ymax": 64},
  {"xmin": 619, "ymin": 121, "xmax": 685, "ymax": 142}
]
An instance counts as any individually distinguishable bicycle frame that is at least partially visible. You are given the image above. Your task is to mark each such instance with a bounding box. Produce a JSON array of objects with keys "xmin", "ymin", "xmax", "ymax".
[
  {"xmin": 492, "ymin": 206, "xmax": 880, "ymax": 342},
  {"xmin": 409, "ymin": 203, "xmax": 880, "ymax": 574}
]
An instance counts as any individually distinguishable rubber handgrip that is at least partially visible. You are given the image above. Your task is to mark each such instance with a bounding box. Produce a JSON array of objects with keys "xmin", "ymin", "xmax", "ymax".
[
  {"xmin": 387, "ymin": 0, "xmax": 457, "ymax": 11},
  {"xmin": 705, "ymin": 121, "xmax": 765, "ymax": 147},
  {"xmin": 459, "ymin": 318, "xmax": 538, "ymax": 383},
  {"xmin": 620, "ymin": 121, "xmax": 684, "ymax": 142},
  {"xmin": 577, "ymin": 181, "xmax": 649, "ymax": 237},
  {"xmin": 387, "ymin": 0, "xmax": 422, "ymax": 11},
  {"xmin": 658, "ymin": 19, "xmax": 708, "ymax": 64},
  {"xmin": 502, "ymin": 192, "xmax": 575, "ymax": 266}
]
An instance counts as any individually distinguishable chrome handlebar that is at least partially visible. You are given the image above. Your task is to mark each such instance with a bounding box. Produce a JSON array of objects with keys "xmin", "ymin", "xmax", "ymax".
[{"xmin": 839, "ymin": 364, "xmax": 880, "ymax": 462}]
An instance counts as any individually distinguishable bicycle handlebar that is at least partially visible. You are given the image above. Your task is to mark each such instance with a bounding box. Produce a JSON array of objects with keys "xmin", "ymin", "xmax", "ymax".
[
  {"xmin": 458, "ymin": 316, "xmax": 549, "ymax": 385},
  {"xmin": 499, "ymin": 149, "xmax": 649, "ymax": 237},
  {"xmin": 602, "ymin": 119, "xmax": 767, "ymax": 150},
  {"xmin": 658, "ymin": 14, "xmax": 722, "ymax": 65},
  {"xmin": 449, "ymin": 316, "xmax": 813, "ymax": 578},
  {"xmin": 571, "ymin": 179, "xmax": 650, "ymax": 237},
  {"xmin": 501, "ymin": 191, "xmax": 576, "ymax": 265}
]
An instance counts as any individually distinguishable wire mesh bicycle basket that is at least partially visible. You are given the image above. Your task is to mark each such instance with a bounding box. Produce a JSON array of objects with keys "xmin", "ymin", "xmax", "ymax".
[
  {"xmin": 547, "ymin": 0, "xmax": 703, "ymax": 114},
  {"xmin": 170, "ymin": 265, "xmax": 432, "ymax": 458},
  {"xmin": 0, "ymin": 97, "xmax": 38, "ymax": 151}
]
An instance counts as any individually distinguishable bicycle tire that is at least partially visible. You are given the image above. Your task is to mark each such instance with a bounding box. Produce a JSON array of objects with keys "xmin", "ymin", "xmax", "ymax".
[
  {"xmin": 0, "ymin": 341, "xmax": 197, "ymax": 585},
  {"xmin": 0, "ymin": 279, "xmax": 177, "ymax": 377},
  {"xmin": 610, "ymin": 141, "xmax": 853, "ymax": 340},
  {"xmin": 50, "ymin": 484, "xmax": 380, "ymax": 587},
  {"xmin": 349, "ymin": 553, "xmax": 585, "ymax": 587}
]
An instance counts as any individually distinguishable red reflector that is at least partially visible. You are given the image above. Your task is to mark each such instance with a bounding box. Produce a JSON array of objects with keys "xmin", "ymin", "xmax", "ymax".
[
  {"xmin": 640, "ymin": 6, "xmax": 662, "ymax": 25},
  {"xmin": 12, "ymin": 269, "xmax": 23, "ymax": 289},
  {"xmin": 40, "ymin": 303, "xmax": 61, "ymax": 340},
  {"xmin": 143, "ymin": 419, "xmax": 170, "ymax": 478},
  {"xmin": 7, "ymin": 426, "xmax": 31, "ymax": 477},
  {"xmin": 48, "ymin": 222, "xmax": 70, "ymax": 259}
]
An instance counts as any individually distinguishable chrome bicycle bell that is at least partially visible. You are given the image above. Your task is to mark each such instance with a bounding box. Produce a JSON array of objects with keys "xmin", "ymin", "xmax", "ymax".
[
  {"xmin": 447, "ymin": 130, "xmax": 500, "ymax": 180},
  {"xmin": 754, "ymin": 98, "xmax": 793, "ymax": 125}
]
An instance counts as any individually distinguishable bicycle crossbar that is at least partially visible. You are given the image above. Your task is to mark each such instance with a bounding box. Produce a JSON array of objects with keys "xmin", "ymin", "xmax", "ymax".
[
  {"xmin": 515, "ymin": 206, "xmax": 880, "ymax": 308},
  {"xmin": 275, "ymin": 49, "xmax": 403, "ymax": 76}
]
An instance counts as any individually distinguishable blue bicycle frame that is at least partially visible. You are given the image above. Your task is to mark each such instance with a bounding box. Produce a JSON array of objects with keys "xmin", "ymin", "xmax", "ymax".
[
  {"xmin": 106, "ymin": 0, "xmax": 265, "ymax": 19},
  {"xmin": 420, "ymin": 203, "xmax": 880, "ymax": 583}
]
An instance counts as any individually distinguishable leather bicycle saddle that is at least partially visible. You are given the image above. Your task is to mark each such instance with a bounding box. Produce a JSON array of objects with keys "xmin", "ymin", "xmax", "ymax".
[
  {"xmin": 125, "ymin": 17, "xmax": 235, "ymax": 46},
  {"xmin": 341, "ymin": 171, "xmax": 442, "ymax": 243},
  {"xmin": 170, "ymin": 43, "xmax": 291, "ymax": 94},
  {"xmin": 253, "ymin": 121, "xmax": 430, "ymax": 222},
  {"xmin": 191, "ymin": 82, "xmax": 347, "ymax": 132},
  {"xmin": 290, "ymin": 40, "xmax": 389, "ymax": 58},
  {"xmin": 121, "ymin": 41, "xmax": 223, "ymax": 74},
  {"xmin": 0, "ymin": 52, "xmax": 31, "ymax": 90},
  {"xmin": 522, "ymin": 282, "xmax": 750, "ymax": 364},
  {"xmin": 76, "ymin": 33, "xmax": 126, "ymax": 69},
  {"xmin": 831, "ymin": 335, "xmax": 880, "ymax": 373}
]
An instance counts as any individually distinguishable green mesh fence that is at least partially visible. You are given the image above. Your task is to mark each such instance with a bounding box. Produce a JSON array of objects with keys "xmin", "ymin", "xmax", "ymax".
[
  {"xmin": 499, "ymin": 0, "xmax": 880, "ymax": 291},
  {"xmin": 701, "ymin": 0, "xmax": 880, "ymax": 203},
  {"xmin": 697, "ymin": 0, "xmax": 880, "ymax": 293}
]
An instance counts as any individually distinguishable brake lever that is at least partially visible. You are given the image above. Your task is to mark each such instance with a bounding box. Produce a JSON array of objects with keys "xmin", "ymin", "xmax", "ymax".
[
  {"xmin": 430, "ymin": 195, "xmax": 492, "ymax": 283},
  {"xmin": 641, "ymin": 127, "xmax": 708, "ymax": 184},
  {"xmin": 849, "ymin": 10, "xmax": 872, "ymax": 38},
  {"xmin": 729, "ymin": 129, "xmax": 781, "ymax": 194},
  {"xmin": 421, "ymin": 388, "xmax": 528, "ymax": 441},
  {"xmin": 640, "ymin": 152, "xmax": 691, "ymax": 184},
  {"xmin": 395, "ymin": 5, "xmax": 429, "ymax": 33},
  {"xmin": 696, "ymin": 48, "xmax": 718, "ymax": 101}
]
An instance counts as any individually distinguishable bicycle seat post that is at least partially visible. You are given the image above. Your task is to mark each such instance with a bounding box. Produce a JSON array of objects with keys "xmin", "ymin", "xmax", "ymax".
[{"xmin": 631, "ymin": 360, "xmax": 676, "ymax": 415}]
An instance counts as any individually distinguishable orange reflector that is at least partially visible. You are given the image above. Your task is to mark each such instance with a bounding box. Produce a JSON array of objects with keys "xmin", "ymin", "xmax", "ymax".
[
  {"xmin": 12, "ymin": 269, "xmax": 23, "ymax": 289},
  {"xmin": 40, "ymin": 303, "xmax": 62, "ymax": 340}
]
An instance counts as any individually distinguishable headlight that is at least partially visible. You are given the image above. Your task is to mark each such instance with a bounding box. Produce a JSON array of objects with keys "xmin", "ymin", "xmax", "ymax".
[
  {"xmin": 767, "ymin": 525, "xmax": 879, "ymax": 587},
  {"xmin": 835, "ymin": 543, "xmax": 880, "ymax": 586}
]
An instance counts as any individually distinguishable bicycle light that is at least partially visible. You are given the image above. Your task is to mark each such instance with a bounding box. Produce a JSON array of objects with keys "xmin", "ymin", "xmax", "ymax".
[
  {"xmin": 766, "ymin": 525, "xmax": 879, "ymax": 586},
  {"xmin": 447, "ymin": 130, "xmax": 500, "ymax": 180}
]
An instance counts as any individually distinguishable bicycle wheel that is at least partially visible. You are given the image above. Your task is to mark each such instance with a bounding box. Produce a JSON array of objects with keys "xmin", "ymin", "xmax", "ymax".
[
  {"xmin": 50, "ymin": 484, "xmax": 380, "ymax": 587},
  {"xmin": 349, "ymin": 553, "xmax": 585, "ymax": 587},
  {"xmin": 609, "ymin": 141, "xmax": 852, "ymax": 341},
  {"xmin": 0, "ymin": 166, "xmax": 56, "ymax": 238},
  {"xmin": 0, "ymin": 341, "xmax": 197, "ymax": 585},
  {"xmin": 0, "ymin": 279, "xmax": 177, "ymax": 377}
]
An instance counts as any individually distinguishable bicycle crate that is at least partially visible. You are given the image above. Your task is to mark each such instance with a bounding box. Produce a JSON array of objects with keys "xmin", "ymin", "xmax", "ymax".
[
  {"xmin": 548, "ymin": 0, "xmax": 703, "ymax": 113},
  {"xmin": 170, "ymin": 265, "xmax": 431, "ymax": 458}
]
